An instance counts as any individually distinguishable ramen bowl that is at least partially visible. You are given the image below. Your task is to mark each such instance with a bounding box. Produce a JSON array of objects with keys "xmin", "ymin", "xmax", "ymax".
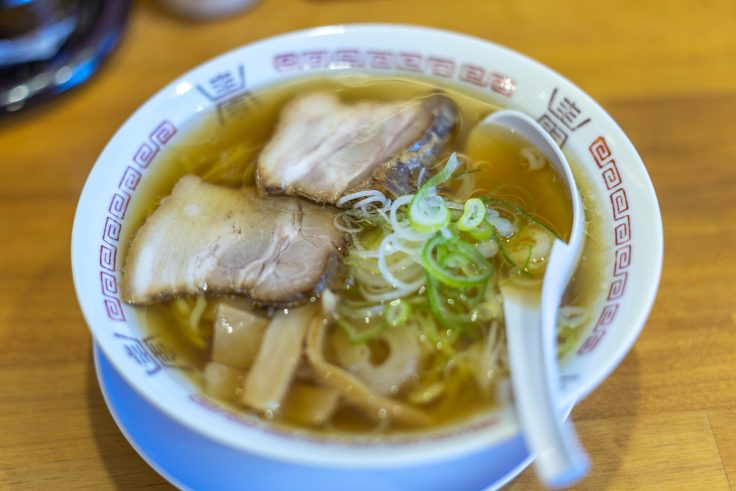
[{"xmin": 72, "ymin": 24, "xmax": 662, "ymax": 488}]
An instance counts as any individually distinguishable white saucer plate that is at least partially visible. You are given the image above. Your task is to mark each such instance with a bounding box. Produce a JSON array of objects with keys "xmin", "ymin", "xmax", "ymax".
[{"xmin": 94, "ymin": 343, "xmax": 533, "ymax": 490}]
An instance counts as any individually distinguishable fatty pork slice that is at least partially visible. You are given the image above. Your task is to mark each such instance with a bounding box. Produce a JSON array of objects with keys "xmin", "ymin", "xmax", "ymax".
[
  {"xmin": 122, "ymin": 175, "xmax": 343, "ymax": 306},
  {"xmin": 257, "ymin": 91, "xmax": 457, "ymax": 204}
]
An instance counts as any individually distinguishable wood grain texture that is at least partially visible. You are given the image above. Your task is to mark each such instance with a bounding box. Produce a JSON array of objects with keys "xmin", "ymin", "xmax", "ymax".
[{"xmin": 0, "ymin": 0, "xmax": 734, "ymax": 489}]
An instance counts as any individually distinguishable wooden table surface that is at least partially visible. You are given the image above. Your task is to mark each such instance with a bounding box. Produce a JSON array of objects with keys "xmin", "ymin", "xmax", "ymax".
[{"xmin": 1, "ymin": 0, "xmax": 735, "ymax": 489}]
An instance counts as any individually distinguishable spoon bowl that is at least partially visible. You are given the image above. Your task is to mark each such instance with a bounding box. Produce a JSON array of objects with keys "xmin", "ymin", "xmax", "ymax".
[{"xmin": 478, "ymin": 109, "xmax": 589, "ymax": 487}]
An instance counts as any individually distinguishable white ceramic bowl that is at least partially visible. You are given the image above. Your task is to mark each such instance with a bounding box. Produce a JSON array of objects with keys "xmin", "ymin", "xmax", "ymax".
[{"xmin": 72, "ymin": 23, "xmax": 662, "ymax": 480}]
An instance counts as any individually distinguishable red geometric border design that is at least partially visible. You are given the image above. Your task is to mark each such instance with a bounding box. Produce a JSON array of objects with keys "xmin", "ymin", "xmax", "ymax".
[
  {"xmin": 427, "ymin": 57, "xmax": 454, "ymax": 77},
  {"xmin": 614, "ymin": 245, "xmax": 632, "ymax": 275},
  {"xmin": 601, "ymin": 161, "xmax": 622, "ymax": 190},
  {"xmin": 595, "ymin": 303, "xmax": 620, "ymax": 327},
  {"xmin": 108, "ymin": 192, "xmax": 130, "ymax": 220},
  {"xmin": 459, "ymin": 64, "xmax": 486, "ymax": 87},
  {"xmin": 589, "ymin": 136, "xmax": 612, "ymax": 167},
  {"xmin": 133, "ymin": 142, "xmax": 159, "ymax": 169},
  {"xmin": 99, "ymin": 120, "xmax": 177, "ymax": 321},
  {"xmin": 578, "ymin": 135, "xmax": 633, "ymax": 355},
  {"xmin": 578, "ymin": 303, "xmax": 620, "ymax": 355},
  {"xmin": 396, "ymin": 52, "xmax": 423, "ymax": 72},
  {"xmin": 489, "ymin": 72, "xmax": 516, "ymax": 98},
  {"xmin": 333, "ymin": 49, "xmax": 363, "ymax": 68},
  {"xmin": 150, "ymin": 121, "xmax": 177, "ymax": 145},
  {"xmin": 577, "ymin": 332, "xmax": 603, "ymax": 355},
  {"xmin": 102, "ymin": 217, "xmax": 121, "ymax": 245},
  {"xmin": 104, "ymin": 298, "xmax": 125, "ymax": 321},
  {"xmin": 366, "ymin": 51, "xmax": 393, "ymax": 69},
  {"xmin": 100, "ymin": 244, "xmax": 117, "ymax": 272},
  {"xmin": 303, "ymin": 51, "xmax": 330, "ymax": 69},
  {"xmin": 100, "ymin": 271, "xmax": 118, "ymax": 297},
  {"xmin": 614, "ymin": 215, "xmax": 632, "ymax": 245},
  {"xmin": 271, "ymin": 49, "xmax": 516, "ymax": 98},
  {"xmin": 272, "ymin": 53, "xmax": 300, "ymax": 71},
  {"xmin": 610, "ymin": 188, "xmax": 629, "ymax": 221},
  {"xmin": 607, "ymin": 273, "xmax": 628, "ymax": 300},
  {"xmin": 119, "ymin": 166, "xmax": 142, "ymax": 193}
]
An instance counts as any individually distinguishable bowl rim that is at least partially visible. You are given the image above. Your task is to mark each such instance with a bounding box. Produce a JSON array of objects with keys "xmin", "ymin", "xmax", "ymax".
[{"xmin": 72, "ymin": 22, "xmax": 663, "ymax": 468}]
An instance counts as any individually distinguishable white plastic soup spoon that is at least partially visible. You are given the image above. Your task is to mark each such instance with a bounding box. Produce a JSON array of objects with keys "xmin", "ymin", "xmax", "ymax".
[{"xmin": 478, "ymin": 110, "xmax": 589, "ymax": 488}]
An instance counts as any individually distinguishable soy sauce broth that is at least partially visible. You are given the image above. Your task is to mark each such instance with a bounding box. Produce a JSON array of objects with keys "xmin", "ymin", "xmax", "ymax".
[
  {"xmin": 122, "ymin": 74, "xmax": 611, "ymax": 436},
  {"xmin": 466, "ymin": 127, "xmax": 573, "ymax": 240}
]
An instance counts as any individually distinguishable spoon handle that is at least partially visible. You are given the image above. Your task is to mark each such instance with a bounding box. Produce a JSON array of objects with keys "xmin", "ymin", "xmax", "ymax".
[{"xmin": 503, "ymin": 246, "xmax": 589, "ymax": 487}]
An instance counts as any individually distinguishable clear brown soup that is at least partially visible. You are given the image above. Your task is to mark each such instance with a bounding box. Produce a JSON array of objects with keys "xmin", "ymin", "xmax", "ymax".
[{"xmin": 121, "ymin": 74, "xmax": 609, "ymax": 436}]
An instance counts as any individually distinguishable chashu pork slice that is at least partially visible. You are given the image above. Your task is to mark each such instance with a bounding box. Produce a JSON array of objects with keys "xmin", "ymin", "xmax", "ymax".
[
  {"xmin": 122, "ymin": 175, "xmax": 343, "ymax": 306},
  {"xmin": 257, "ymin": 91, "xmax": 457, "ymax": 204}
]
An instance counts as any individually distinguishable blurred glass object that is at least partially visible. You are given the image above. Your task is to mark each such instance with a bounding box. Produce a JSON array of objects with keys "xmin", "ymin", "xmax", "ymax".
[
  {"xmin": 0, "ymin": 0, "xmax": 130, "ymax": 115},
  {"xmin": 0, "ymin": 0, "xmax": 77, "ymax": 66}
]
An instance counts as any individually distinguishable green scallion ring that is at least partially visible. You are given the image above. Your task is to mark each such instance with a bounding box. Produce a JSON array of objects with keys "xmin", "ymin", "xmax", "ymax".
[
  {"xmin": 422, "ymin": 235, "xmax": 494, "ymax": 288},
  {"xmin": 466, "ymin": 218, "xmax": 494, "ymax": 241},
  {"xmin": 384, "ymin": 299, "xmax": 411, "ymax": 327},
  {"xmin": 457, "ymin": 198, "xmax": 486, "ymax": 231},
  {"xmin": 408, "ymin": 153, "xmax": 460, "ymax": 232}
]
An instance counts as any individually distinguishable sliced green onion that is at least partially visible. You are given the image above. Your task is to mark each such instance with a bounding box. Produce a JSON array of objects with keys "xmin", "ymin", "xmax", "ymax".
[
  {"xmin": 408, "ymin": 153, "xmax": 460, "ymax": 232},
  {"xmin": 426, "ymin": 276, "xmax": 486, "ymax": 332},
  {"xmin": 422, "ymin": 235, "xmax": 494, "ymax": 289},
  {"xmin": 335, "ymin": 317, "xmax": 388, "ymax": 344},
  {"xmin": 449, "ymin": 165, "xmax": 484, "ymax": 181},
  {"xmin": 457, "ymin": 198, "xmax": 486, "ymax": 231},
  {"xmin": 520, "ymin": 244, "xmax": 533, "ymax": 272},
  {"xmin": 422, "ymin": 152, "xmax": 461, "ymax": 190},
  {"xmin": 485, "ymin": 196, "xmax": 562, "ymax": 240},
  {"xmin": 409, "ymin": 194, "xmax": 450, "ymax": 233},
  {"xmin": 337, "ymin": 299, "xmax": 412, "ymax": 344},
  {"xmin": 384, "ymin": 299, "xmax": 411, "ymax": 327},
  {"xmin": 407, "ymin": 381, "xmax": 445, "ymax": 405},
  {"xmin": 426, "ymin": 277, "xmax": 468, "ymax": 331},
  {"xmin": 496, "ymin": 237, "xmax": 517, "ymax": 267},
  {"xmin": 466, "ymin": 218, "xmax": 494, "ymax": 241}
]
